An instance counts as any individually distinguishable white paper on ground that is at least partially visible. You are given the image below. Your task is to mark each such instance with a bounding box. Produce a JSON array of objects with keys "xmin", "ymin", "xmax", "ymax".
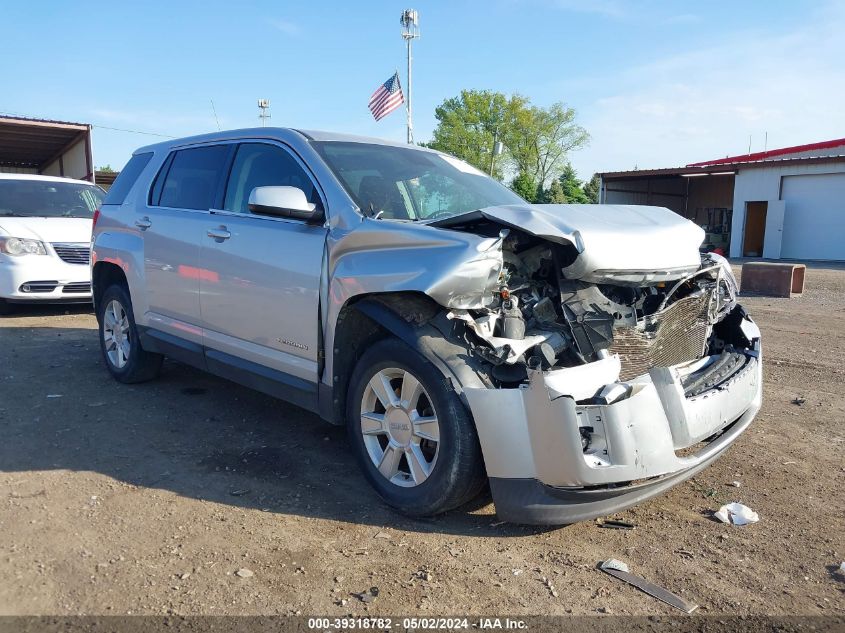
[{"xmin": 714, "ymin": 502, "xmax": 759, "ymax": 526}]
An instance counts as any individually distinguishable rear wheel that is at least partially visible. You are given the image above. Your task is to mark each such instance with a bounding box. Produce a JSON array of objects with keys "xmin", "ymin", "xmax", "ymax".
[
  {"xmin": 97, "ymin": 284, "xmax": 163, "ymax": 383},
  {"xmin": 347, "ymin": 338, "xmax": 487, "ymax": 516}
]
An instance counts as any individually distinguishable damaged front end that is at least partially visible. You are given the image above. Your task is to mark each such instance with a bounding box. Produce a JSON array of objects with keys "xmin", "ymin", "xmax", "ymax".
[{"xmin": 431, "ymin": 212, "xmax": 762, "ymax": 524}]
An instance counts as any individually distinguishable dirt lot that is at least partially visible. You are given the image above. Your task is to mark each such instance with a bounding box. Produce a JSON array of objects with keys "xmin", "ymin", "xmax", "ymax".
[{"xmin": 0, "ymin": 264, "xmax": 843, "ymax": 617}]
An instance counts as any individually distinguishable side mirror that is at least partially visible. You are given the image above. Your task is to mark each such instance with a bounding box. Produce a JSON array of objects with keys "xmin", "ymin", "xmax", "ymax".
[{"xmin": 248, "ymin": 186, "xmax": 318, "ymax": 220}]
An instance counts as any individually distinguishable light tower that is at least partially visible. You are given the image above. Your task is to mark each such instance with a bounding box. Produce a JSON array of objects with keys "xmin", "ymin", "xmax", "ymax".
[
  {"xmin": 400, "ymin": 9, "xmax": 419, "ymax": 144},
  {"xmin": 257, "ymin": 99, "xmax": 271, "ymax": 127}
]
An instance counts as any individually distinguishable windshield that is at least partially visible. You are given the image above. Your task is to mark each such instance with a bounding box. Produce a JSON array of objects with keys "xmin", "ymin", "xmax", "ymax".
[
  {"xmin": 0, "ymin": 179, "xmax": 104, "ymax": 218},
  {"xmin": 312, "ymin": 141, "xmax": 525, "ymax": 221}
]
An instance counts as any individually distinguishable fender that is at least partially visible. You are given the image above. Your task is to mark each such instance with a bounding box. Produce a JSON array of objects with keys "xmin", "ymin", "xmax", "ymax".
[{"xmin": 91, "ymin": 228, "xmax": 147, "ymax": 319}]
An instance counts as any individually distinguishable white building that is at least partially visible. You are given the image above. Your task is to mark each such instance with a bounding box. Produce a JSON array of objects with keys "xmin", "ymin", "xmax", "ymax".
[{"xmin": 599, "ymin": 138, "xmax": 845, "ymax": 261}]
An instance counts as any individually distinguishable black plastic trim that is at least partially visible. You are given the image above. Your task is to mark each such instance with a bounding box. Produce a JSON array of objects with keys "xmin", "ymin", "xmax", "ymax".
[
  {"xmin": 204, "ymin": 348, "xmax": 318, "ymax": 413},
  {"xmin": 489, "ymin": 444, "xmax": 728, "ymax": 525},
  {"xmin": 353, "ymin": 298, "xmax": 489, "ymax": 395},
  {"xmin": 137, "ymin": 327, "xmax": 207, "ymax": 370},
  {"xmin": 136, "ymin": 326, "xmax": 318, "ymax": 414}
]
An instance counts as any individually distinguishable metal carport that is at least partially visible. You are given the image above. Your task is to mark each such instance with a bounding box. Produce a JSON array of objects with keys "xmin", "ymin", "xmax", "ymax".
[{"xmin": 0, "ymin": 115, "xmax": 94, "ymax": 182}]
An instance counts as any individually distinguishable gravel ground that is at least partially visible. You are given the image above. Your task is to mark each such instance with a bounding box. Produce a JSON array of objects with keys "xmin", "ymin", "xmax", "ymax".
[{"xmin": 0, "ymin": 264, "xmax": 842, "ymax": 617}]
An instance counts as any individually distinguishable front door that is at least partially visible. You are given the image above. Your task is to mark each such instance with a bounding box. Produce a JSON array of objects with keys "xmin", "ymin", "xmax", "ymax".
[
  {"xmin": 743, "ymin": 201, "xmax": 768, "ymax": 257},
  {"xmin": 199, "ymin": 142, "xmax": 327, "ymax": 388}
]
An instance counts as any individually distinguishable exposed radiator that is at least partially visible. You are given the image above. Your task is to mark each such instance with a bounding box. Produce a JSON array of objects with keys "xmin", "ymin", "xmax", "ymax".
[{"xmin": 610, "ymin": 291, "xmax": 711, "ymax": 381}]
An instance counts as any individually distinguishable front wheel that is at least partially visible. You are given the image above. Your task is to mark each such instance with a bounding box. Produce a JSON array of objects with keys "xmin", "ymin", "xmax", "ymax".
[
  {"xmin": 346, "ymin": 338, "xmax": 487, "ymax": 516},
  {"xmin": 97, "ymin": 284, "xmax": 163, "ymax": 383}
]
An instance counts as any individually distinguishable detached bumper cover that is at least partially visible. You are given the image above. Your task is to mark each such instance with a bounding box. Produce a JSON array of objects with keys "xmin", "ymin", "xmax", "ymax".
[{"xmin": 465, "ymin": 317, "xmax": 762, "ymax": 525}]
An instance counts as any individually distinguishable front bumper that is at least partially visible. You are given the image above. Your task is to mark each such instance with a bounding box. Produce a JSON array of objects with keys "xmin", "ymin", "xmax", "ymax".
[
  {"xmin": 465, "ymin": 316, "xmax": 762, "ymax": 525},
  {"xmin": 0, "ymin": 253, "xmax": 91, "ymax": 303}
]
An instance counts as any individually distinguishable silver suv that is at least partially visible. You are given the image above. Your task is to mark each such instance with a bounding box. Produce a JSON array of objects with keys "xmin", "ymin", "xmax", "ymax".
[{"xmin": 92, "ymin": 129, "xmax": 762, "ymax": 524}]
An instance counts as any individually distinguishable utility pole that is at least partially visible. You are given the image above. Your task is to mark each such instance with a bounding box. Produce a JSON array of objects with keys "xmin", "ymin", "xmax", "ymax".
[
  {"xmin": 489, "ymin": 128, "xmax": 504, "ymax": 176},
  {"xmin": 258, "ymin": 99, "xmax": 271, "ymax": 127},
  {"xmin": 400, "ymin": 9, "xmax": 419, "ymax": 144}
]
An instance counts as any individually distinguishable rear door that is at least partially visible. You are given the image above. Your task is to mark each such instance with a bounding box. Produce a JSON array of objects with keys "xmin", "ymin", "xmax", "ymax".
[
  {"xmin": 140, "ymin": 144, "xmax": 232, "ymax": 348},
  {"xmin": 198, "ymin": 141, "xmax": 327, "ymax": 398}
]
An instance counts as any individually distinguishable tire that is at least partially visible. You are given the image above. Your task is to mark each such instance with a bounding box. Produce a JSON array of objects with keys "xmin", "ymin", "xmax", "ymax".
[
  {"xmin": 346, "ymin": 337, "xmax": 487, "ymax": 516},
  {"xmin": 0, "ymin": 299, "xmax": 13, "ymax": 316},
  {"xmin": 97, "ymin": 283, "xmax": 163, "ymax": 384}
]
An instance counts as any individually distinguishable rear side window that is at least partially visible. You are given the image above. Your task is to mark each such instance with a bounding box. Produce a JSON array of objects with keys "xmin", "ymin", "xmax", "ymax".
[
  {"xmin": 102, "ymin": 153, "xmax": 152, "ymax": 205},
  {"xmin": 157, "ymin": 145, "xmax": 230, "ymax": 210}
]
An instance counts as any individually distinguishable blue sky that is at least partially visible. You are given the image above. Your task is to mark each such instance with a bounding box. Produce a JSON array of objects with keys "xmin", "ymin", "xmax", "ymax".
[{"xmin": 2, "ymin": 1, "xmax": 844, "ymax": 180}]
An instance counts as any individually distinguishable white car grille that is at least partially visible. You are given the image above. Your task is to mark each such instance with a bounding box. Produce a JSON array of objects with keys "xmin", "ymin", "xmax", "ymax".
[{"xmin": 52, "ymin": 243, "xmax": 90, "ymax": 265}]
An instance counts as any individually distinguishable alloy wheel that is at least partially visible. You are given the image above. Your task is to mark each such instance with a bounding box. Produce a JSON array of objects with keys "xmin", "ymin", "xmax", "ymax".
[
  {"xmin": 103, "ymin": 299, "xmax": 131, "ymax": 369},
  {"xmin": 360, "ymin": 367, "xmax": 440, "ymax": 487}
]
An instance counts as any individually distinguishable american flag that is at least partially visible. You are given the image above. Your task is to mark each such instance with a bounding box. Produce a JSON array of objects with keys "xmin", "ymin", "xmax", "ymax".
[{"xmin": 368, "ymin": 72, "xmax": 405, "ymax": 121}]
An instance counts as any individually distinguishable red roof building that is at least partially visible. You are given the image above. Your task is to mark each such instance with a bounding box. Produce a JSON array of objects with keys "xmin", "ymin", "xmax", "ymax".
[{"xmin": 599, "ymin": 138, "xmax": 845, "ymax": 261}]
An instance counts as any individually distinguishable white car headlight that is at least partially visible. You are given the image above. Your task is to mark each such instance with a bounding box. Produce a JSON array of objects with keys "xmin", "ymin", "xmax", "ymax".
[{"xmin": 0, "ymin": 236, "xmax": 47, "ymax": 256}]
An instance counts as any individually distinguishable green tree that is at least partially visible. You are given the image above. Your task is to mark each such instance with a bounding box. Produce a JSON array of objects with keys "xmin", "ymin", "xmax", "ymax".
[
  {"xmin": 510, "ymin": 171, "xmax": 537, "ymax": 202},
  {"xmin": 98, "ymin": 164, "xmax": 115, "ymax": 173},
  {"xmin": 427, "ymin": 90, "xmax": 589, "ymax": 186},
  {"xmin": 505, "ymin": 102, "xmax": 589, "ymax": 188},
  {"xmin": 426, "ymin": 90, "xmax": 528, "ymax": 180},
  {"xmin": 545, "ymin": 178, "xmax": 567, "ymax": 203},
  {"xmin": 557, "ymin": 163, "xmax": 589, "ymax": 203},
  {"xmin": 582, "ymin": 173, "xmax": 600, "ymax": 203}
]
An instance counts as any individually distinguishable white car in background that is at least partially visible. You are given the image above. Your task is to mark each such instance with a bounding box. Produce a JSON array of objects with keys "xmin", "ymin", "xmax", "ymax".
[{"xmin": 0, "ymin": 174, "xmax": 104, "ymax": 314}]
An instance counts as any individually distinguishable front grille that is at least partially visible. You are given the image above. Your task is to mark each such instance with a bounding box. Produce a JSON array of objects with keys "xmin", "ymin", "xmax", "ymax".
[
  {"xmin": 20, "ymin": 281, "xmax": 59, "ymax": 293},
  {"xmin": 61, "ymin": 282, "xmax": 91, "ymax": 294},
  {"xmin": 609, "ymin": 292, "xmax": 711, "ymax": 381},
  {"xmin": 51, "ymin": 243, "xmax": 90, "ymax": 265}
]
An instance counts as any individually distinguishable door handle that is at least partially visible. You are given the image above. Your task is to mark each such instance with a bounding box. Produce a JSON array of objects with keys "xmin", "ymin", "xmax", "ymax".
[
  {"xmin": 135, "ymin": 216, "xmax": 152, "ymax": 230},
  {"xmin": 207, "ymin": 226, "xmax": 231, "ymax": 241}
]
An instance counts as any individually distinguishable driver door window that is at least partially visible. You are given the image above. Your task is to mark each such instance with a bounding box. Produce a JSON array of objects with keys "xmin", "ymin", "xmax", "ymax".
[{"xmin": 223, "ymin": 143, "xmax": 318, "ymax": 214}]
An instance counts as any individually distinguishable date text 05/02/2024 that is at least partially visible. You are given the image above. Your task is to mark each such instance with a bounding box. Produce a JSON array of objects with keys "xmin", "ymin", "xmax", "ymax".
[{"xmin": 306, "ymin": 617, "xmax": 528, "ymax": 630}]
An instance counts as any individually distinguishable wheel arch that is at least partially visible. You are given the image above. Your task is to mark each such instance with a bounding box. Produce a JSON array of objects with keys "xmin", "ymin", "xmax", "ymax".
[
  {"xmin": 320, "ymin": 291, "xmax": 491, "ymax": 425},
  {"xmin": 92, "ymin": 261, "xmax": 128, "ymax": 322}
]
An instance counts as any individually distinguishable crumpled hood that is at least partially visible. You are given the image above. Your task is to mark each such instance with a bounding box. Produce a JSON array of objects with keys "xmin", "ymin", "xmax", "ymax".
[
  {"xmin": 0, "ymin": 217, "xmax": 93, "ymax": 244},
  {"xmin": 463, "ymin": 204, "xmax": 705, "ymax": 284}
]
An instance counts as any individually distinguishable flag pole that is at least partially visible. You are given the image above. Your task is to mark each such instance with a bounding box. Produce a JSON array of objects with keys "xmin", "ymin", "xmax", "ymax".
[
  {"xmin": 406, "ymin": 34, "xmax": 412, "ymax": 144},
  {"xmin": 400, "ymin": 10, "xmax": 419, "ymax": 145}
]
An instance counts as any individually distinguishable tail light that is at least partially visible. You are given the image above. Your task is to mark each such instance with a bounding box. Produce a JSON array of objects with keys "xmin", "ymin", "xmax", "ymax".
[{"xmin": 92, "ymin": 208, "xmax": 101, "ymax": 228}]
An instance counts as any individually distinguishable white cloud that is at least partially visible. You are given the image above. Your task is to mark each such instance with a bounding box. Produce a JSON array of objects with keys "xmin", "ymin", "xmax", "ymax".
[
  {"xmin": 661, "ymin": 13, "xmax": 701, "ymax": 26},
  {"xmin": 268, "ymin": 18, "xmax": 301, "ymax": 36},
  {"xmin": 569, "ymin": 2, "xmax": 845, "ymax": 177},
  {"xmin": 549, "ymin": 0, "xmax": 628, "ymax": 18},
  {"xmin": 517, "ymin": 1, "xmax": 697, "ymax": 21}
]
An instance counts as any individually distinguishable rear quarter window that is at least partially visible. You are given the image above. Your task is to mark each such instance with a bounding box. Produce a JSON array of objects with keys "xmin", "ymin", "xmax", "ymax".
[{"xmin": 102, "ymin": 153, "xmax": 153, "ymax": 205}]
